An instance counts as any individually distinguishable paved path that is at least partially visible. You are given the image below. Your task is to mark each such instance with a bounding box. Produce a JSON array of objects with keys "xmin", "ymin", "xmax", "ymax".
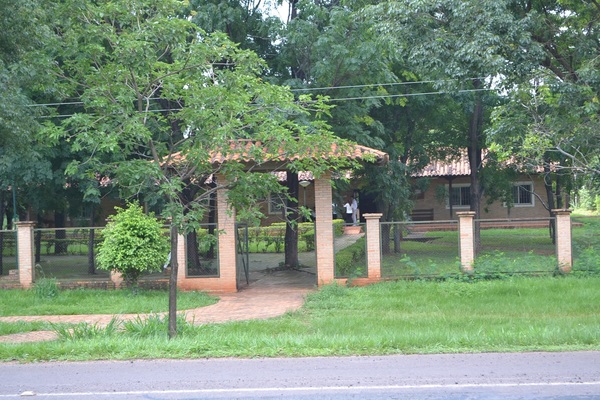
[
  {"xmin": 0, "ymin": 268, "xmax": 315, "ymax": 344},
  {"xmin": 0, "ymin": 234, "xmax": 364, "ymax": 344}
]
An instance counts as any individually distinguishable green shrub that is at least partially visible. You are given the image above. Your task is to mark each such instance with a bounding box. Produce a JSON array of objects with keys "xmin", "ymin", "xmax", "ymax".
[
  {"xmin": 301, "ymin": 228, "xmax": 315, "ymax": 251},
  {"xmin": 55, "ymin": 318, "xmax": 120, "ymax": 340},
  {"xmin": 333, "ymin": 219, "xmax": 345, "ymax": 237},
  {"xmin": 97, "ymin": 203, "xmax": 170, "ymax": 289},
  {"xmin": 34, "ymin": 278, "xmax": 59, "ymax": 300},
  {"xmin": 335, "ymin": 237, "xmax": 366, "ymax": 278}
]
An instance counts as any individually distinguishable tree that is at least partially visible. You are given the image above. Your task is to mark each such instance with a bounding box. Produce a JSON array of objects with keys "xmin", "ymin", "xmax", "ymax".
[
  {"xmin": 366, "ymin": 0, "xmax": 535, "ymax": 250},
  {"xmin": 489, "ymin": 0, "xmax": 600, "ymax": 214},
  {"xmin": 47, "ymin": 0, "xmax": 349, "ymax": 337},
  {"xmin": 0, "ymin": 0, "xmax": 60, "ymax": 273}
]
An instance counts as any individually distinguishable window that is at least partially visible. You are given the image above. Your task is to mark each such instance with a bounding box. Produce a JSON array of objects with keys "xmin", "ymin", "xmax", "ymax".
[
  {"xmin": 268, "ymin": 193, "xmax": 286, "ymax": 215},
  {"xmin": 512, "ymin": 183, "xmax": 534, "ymax": 206},
  {"xmin": 446, "ymin": 184, "xmax": 471, "ymax": 208}
]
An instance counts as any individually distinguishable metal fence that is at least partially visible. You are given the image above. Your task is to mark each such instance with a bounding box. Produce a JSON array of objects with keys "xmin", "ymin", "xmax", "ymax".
[
  {"xmin": 34, "ymin": 227, "xmax": 108, "ymax": 280},
  {"xmin": 186, "ymin": 224, "xmax": 219, "ymax": 277},
  {"xmin": 0, "ymin": 230, "xmax": 17, "ymax": 277},
  {"xmin": 381, "ymin": 220, "xmax": 459, "ymax": 279},
  {"xmin": 572, "ymin": 216, "xmax": 600, "ymax": 274},
  {"xmin": 475, "ymin": 218, "xmax": 557, "ymax": 276},
  {"xmin": 334, "ymin": 223, "xmax": 367, "ymax": 278}
]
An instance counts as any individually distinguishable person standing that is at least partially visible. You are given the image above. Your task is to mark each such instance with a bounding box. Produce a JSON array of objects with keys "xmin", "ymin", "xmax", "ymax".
[
  {"xmin": 343, "ymin": 199, "xmax": 353, "ymax": 224},
  {"xmin": 351, "ymin": 197, "xmax": 358, "ymax": 225}
]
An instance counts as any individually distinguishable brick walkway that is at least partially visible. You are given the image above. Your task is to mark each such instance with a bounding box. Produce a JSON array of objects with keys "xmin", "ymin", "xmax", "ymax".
[
  {"xmin": 0, "ymin": 234, "xmax": 363, "ymax": 344},
  {"xmin": 0, "ymin": 268, "xmax": 316, "ymax": 344}
]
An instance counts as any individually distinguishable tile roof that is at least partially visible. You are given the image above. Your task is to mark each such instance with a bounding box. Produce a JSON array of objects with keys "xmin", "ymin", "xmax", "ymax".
[
  {"xmin": 165, "ymin": 139, "xmax": 389, "ymax": 167},
  {"xmin": 207, "ymin": 139, "xmax": 389, "ymax": 165},
  {"xmin": 413, "ymin": 151, "xmax": 472, "ymax": 177},
  {"xmin": 412, "ymin": 149, "xmax": 545, "ymax": 177}
]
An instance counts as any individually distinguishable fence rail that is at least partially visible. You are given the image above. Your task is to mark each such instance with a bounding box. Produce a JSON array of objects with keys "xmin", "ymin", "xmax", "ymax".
[
  {"xmin": 475, "ymin": 217, "xmax": 557, "ymax": 276},
  {"xmin": 380, "ymin": 221, "xmax": 459, "ymax": 278},
  {"xmin": 3, "ymin": 212, "xmax": 591, "ymax": 290},
  {"xmin": 0, "ymin": 230, "xmax": 17, "ymax": 278}
]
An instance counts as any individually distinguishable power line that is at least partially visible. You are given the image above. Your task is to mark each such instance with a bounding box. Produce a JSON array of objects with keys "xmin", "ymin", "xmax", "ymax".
[
  {"xmin": 27, "ymin": 77, "xmax": 489, "ymax": 108},
  {"xmin": 289, "ymin": 77, "xmax": 488, "ymax": 92},
  {"xmin": 36, "ymin": 87, "xmax": 498, "ymax": 119},
  {"xmin": 327, "ymin": 88, "xmax": 493, "ymax": 102}
]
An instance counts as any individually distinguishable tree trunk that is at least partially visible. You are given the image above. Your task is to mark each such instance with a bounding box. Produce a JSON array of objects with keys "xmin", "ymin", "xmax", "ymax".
[
  {"xmin": 186, "ymin": 230, "xmax": 200, "ymax": 271},
  {"xmin": 284, "ymin": 171, "xmax": 300, "ymax": 268},
  {"xmin": 88, "ymin": 205, "xmax": 96, "ymax": 274},
  {"xmin": 543, "ymin": 158, "xmax": 557, "ymax": 244},
  {"xmin": 168, "ymin": 223, "xmax": 178, "ymax": 339},
  {"xmin": 35, "ymin": 214, "xmax": 42, "ymax": 263},
  {"xmin": 207, "ymin": 187, "xmax": 217, "ymax": 259},
  {"xmin": 468, "ymin": 79, "xmax": 484, "ymax": 255},
  {"xmin": 393, "ymin": 223, "xmax": 402, "ymax": 253},
  {"xmin": 381, "ymin": 223, "xmax": 391, "ymax": 255},
  {"xmin": 54, "ymin": 211, "xmax": 67, "ymax": 255}
]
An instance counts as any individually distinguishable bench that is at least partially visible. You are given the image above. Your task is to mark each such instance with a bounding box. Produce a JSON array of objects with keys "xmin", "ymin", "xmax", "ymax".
[{"xmin": 410, "ymin": 208, "xmax": 434, "ymax": 221}]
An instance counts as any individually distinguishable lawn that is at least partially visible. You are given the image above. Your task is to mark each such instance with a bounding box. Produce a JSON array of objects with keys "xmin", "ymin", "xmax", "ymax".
[
  {"xmin": 0, "ymin": 288, "xmax": 216, "ymax": 316},
  {"xmin": 1, "ymin": 276, "xmax": 599, "ymax": 361}
]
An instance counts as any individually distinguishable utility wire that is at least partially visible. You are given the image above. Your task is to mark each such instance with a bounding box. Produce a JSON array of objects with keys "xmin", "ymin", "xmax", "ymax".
[
  {"xmin": 289, "ymin": 77, "xmax": 488, "ymax": 92},
  {"xmin": 36, "ymin": 87, "xmax": 497, "ymax": 119},
  {"xmin": 27, "ymin": 77, "xmax": 490, "ymax": 108}
]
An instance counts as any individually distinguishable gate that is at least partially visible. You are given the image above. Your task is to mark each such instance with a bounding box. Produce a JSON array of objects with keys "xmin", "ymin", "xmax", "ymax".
[{"xmin": 236, "ymin": 223, "xmax": 250, "ymax": 288}]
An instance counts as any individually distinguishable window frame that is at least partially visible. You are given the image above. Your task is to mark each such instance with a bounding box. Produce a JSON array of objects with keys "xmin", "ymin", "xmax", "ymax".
[
  {"xmin": 268, "ymin": 192, "xmax": 286, "ymax": 215},
  {"xmin": 509, "ymin": 181, "xmax": 535, "ymax": 207},
  {"xmin": 444, "ymin": 183, "xmax": 471, "ymax": 209}
]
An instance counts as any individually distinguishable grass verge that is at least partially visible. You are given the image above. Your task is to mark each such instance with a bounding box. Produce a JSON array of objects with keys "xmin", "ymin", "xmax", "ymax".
[{"xmin": 1, "ymin": 276, "xmax": 599, "ymax": 362}]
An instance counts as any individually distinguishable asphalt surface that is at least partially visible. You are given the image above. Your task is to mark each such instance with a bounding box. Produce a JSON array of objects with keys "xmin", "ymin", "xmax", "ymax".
[{"xmin": 1, "ymin": 352, "xmax": 599, "ymax": 399}]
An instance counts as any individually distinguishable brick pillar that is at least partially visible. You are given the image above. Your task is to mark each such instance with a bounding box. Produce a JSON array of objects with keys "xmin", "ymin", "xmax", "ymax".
[
  {"xmin": 110, "ymin": 270, "xmax": 124, "ymax": 289},
  {"xmin": 176, "ymin": 231, "xmax": 187, "ymax": 282},
  {"xmin": 216, "ymin": 174, "xmax": 237, "ymax": 290},
  {"xmin": 457, "ymin": 211, "xmax": 476, "ymax": 273},
  {"xmin": 16, "ymin": 221, "xmax": 35, "ymax": 289},
  {"xmin": 553, "ymin": 209, "xmax": 573, "ymax": 274},
  {"xmin": 314, "ymin": 172, "xmax": 334, "ymax": 285},
  {"xmin": 363, "ymin": 213, "xmax": 382, "ymax": 280}
]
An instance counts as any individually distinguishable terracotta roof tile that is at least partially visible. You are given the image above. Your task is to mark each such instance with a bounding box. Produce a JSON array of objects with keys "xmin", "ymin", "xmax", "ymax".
[{"xmin": 166, "ymin": 139, "xmax": 388, "ymax": 166}]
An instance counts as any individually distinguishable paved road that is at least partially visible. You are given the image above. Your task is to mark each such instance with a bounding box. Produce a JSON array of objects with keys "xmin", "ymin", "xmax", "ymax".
[{"xmin": 1, "ymin": 352, "xmax": 599, "ymax": 399}]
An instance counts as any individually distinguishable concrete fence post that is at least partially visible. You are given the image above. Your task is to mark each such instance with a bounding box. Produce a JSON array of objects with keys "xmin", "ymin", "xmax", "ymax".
[
  {"xmin": 16, "ymin": 221, "xmax": 36, "ymax": 289},
  {"xmin": 110, "ymin": 270, "xmax": 124, "ymax": 289},
  {"xmin": 456, "ymin": 211, "xmax": 476, "ymax": 273},
  {"xmin": 553, "ymin": 209, "xmax": 573, "ymax": 274},
  {"xmin": 363, "ymin": 213, "xmax": 383, "ymax": 280}
]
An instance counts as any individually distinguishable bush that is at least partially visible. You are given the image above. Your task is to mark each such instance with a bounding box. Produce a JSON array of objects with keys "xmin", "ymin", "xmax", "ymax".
[
  {"xmin": 335, "ymin": 237, "xmax": 366, "ymax": 278},
  {"xmin": 97, "ymin": 203, "xmax": 170, "ymax": 289},
  {"xmin": 34, "ymin": 278, "xmax": 59, "ymax": 300}
]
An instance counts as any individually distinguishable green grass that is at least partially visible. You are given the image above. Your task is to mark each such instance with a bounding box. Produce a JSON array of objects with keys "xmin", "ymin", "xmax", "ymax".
[
  {"xmin": 0, "ymin": 289, "xmax": 216, "ymax": 316},
  {"xmin": 1, "ymin": 277, "xmax": 599, "ymax": 361}
]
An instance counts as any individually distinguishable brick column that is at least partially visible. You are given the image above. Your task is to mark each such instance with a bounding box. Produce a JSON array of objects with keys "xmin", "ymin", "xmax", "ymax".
[
  {"xmin": 176, "ymin": 231, "xmax": 187, "ymax": 282},
  {"xmin": 314, "ymin": 172, "xmax": 334, "ymax": 285},
  {"xmin": 16, "ymin": 221, "xmax": 35, "ymax": 289},
  {"xmin": 216, "ymin": 174, "xmax": 237, "ymax": 290},
  {"xmin": 457, "ymin": 211, "xmax": 475, "ymax": 273},
  {"xmin": 363, "ymin": 213, "xmax": 382, "ymax": 280},
  {"xmin": 110, "ymin": 270, "xmax": 124, "ymax": 289},
  {"xmin": 553, "ymin": 209, "xmax": 573, "ymax": 274}
]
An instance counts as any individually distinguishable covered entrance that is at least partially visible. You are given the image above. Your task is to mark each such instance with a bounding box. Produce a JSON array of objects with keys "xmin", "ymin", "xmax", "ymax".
[{"xmin": 175, "ymin": 142, "xmax": 389, "ymax": 293}]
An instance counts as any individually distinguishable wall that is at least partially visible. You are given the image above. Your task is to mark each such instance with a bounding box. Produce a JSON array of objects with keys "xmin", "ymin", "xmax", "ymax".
[{"xmin": 413, "ymin": 175, "xmax": 549, "ymax": 221}]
